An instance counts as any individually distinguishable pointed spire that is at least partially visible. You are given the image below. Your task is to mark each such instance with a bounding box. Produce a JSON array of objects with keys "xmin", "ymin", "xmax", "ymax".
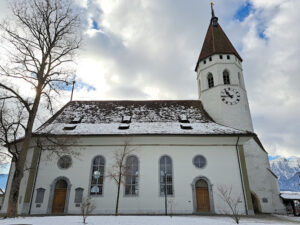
[
  {"xmin": 194, "ymin": 4, "xmax": 242, "ymax": 71},
  {"xmin": 210, "ymin": 2, "xmax": 215, "ymax": 18},
  {"xmin": 210, "ymin": 2, "xmax": 218, "ymax": 27}
]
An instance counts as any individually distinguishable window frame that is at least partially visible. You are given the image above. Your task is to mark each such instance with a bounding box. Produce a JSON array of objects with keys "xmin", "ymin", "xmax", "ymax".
[
  {"xmin": 193, "ymin": 155, "xmax": 207, "ymax": 169},
  {"xmin": 89, "ymin": 155, "xmax": 105, "ymax": 197},
  {"xmin": 35, "ymin": 187, "xmax": 46, "ymax": 204},
  {"xmin": 159, "ymin": 155, "xmax": 174, "ymax": 196},
  {"xmin": 207, "ymin": 73, "xmax": 214, "ymax": 88},
  {"xmin": 223, "ymin": 70, "xmax": 230, "ymax": 85},
  {"xmin": 124, "ymin": 155, "xmax": 139, "ymax": 196},
  {"xmin": 74, "ymin": 187, "xmax": 84, "ymax": 204},
  {"xmin": 57, "ymin": 155, "xmax": 72, "ymax": 170}
]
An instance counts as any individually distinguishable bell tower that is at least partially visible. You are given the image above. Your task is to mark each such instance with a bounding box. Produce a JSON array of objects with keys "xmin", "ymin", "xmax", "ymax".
[{"xmin": 195, "ymin": 3, "xmax": 253, "ymax": 131}]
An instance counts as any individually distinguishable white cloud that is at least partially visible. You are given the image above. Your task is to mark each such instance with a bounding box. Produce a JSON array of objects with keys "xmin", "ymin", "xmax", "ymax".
[{"xmin": 1, "ymin": 0, "xmax": 299, "ymax": 158}]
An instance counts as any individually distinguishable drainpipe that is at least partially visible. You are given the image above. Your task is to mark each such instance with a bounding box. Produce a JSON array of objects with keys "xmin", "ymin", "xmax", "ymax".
[
  {"xmin": 235, "ymin": 136, "xmax": 248, "ymax": 215},
  {"xmin": 28, "ymin": 147, "xmax": 42, "ymax": 214}
]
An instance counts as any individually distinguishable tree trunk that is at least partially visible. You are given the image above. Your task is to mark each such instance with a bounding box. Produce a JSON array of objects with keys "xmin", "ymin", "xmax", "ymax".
[
  {"xmin": 115, "ymin": 172, "xmax": 122, "ymax": 216},
  {"xmin": 6, "ymin": 86, "xmax": 42, "ymax": 217}
]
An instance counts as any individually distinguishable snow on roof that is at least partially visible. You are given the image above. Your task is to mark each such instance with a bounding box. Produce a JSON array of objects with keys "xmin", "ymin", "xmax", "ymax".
[
  {"xmin": 280, "ymin": 191, "xmax": 300, "ymax": 200},
  {"xmin": 35, "ymin": 100, "xmax": 251, "ymax": 136}
]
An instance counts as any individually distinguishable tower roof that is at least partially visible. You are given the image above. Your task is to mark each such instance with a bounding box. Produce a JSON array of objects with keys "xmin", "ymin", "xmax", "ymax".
[{"xmin": 195, "ymin": 4, "xmax": 243, "ymax": 71}]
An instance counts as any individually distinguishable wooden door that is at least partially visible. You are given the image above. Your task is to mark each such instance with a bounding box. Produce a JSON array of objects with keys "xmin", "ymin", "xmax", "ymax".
[
  {"xmin": 196, "ymin": 187, "xmax": 210, "ymax": 212},
  {"xmin": 52, "ymin": 189, "xmax": 67, "ymax": 213}
]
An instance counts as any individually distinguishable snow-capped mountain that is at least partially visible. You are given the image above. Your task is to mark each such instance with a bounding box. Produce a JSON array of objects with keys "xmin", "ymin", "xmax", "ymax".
[{"xmin": 270, "ymin": 157, "xmax": 300, "ymax": 191}]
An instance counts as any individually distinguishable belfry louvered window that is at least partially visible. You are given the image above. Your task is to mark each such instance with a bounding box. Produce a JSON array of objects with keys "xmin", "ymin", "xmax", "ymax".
[
  {"xmin": 159, "ymin": 155, "xmax": 173, "ymax": 195},
  {"xmin": 125, "ymin": 155, "xmax": 139, "ymax": 195},
  {"xmin": 90, "ymin": 156, "xmax": 105, "ymax": 195},
  {"xmin": 207, "ymin": 73, "xmax": 214, "ymax": 88},
  {"xmin": 223, "ymin": 70, "xmax": 230, "ymax": 85}
]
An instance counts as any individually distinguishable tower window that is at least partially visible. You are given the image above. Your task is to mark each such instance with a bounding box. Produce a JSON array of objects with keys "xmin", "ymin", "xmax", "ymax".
[
  {"xmin": 227, "ymin": 55, "xmax": 230, "ymax": 60},
  {"xmin": 209, "ymin": 57, "xmax": 212, "ymax": 61},
  {"xmin": 207, "ymin": 73, "xmax": 214, "ymax": 88},
  {"xmin": 219, "ymin": 55, "xmax": 223, "ymax": 59},
  {"xmin": 223, "ymin": 70, "xmax": 230, "ymax": 85},
  {"xmin": 203, "ymin": 60, "xmax": 206, "ymax": 64}
]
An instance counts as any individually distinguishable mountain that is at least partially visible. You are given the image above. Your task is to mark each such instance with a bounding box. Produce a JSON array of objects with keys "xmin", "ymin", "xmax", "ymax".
[{"xmin": 270, "ymin": 157, "xmax": 300, "ymax": 191}]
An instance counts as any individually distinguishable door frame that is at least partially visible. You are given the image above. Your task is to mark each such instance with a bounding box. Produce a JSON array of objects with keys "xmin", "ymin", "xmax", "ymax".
[
  {"xmin": 191, "ymin": 176, "xmax": 215, "ymax": 214},
  {"xmin": 47, "ymin": 176, "xmax": 72, "ymax": 214}
]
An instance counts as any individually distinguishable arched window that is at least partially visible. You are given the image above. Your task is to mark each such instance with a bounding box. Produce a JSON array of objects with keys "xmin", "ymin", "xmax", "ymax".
[
  {"xmin": 159, "ymin": 155, "xmax": 173, "ymax": 195},
  {"xmin": 90, "ymin": 156, "xmax": 105, "ymax": 196},
  {"xmin": 207, "ymin": 73, "xmax": 214, "ymax": 88},
  {"xmin": 125, "ymin": 155, "xmax": 139, "ymax": 195},
  {"xmin": 223, "ymin": 70, "xmax": 230, "ymax": 85}
]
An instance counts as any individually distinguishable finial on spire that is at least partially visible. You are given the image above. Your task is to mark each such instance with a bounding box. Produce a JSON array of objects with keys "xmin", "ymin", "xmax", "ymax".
[
  {"xmin": 210, "ymin": 2, "xmax": 215, "ymax": 18},
  {"xmin": 210, "ymin": 2, "xmax": 218, "ymax": 27}
]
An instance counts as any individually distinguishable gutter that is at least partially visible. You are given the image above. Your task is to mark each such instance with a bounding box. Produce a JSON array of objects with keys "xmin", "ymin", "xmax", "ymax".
[{"xmin": 235, "ymin": 136, "xmax": 248, "ymax": 215}]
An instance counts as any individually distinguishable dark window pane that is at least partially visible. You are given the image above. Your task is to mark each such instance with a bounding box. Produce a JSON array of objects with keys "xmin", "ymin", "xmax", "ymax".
[
  {"xmin": 35, "ymin": 188, "xmax": 45, "ymax": 203},
  {"xmin": 75, "ymin": 188, "xmax": 83, "ymax": 203}
]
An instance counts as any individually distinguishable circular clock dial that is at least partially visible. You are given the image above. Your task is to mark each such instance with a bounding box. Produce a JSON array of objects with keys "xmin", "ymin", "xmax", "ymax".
[{"xmin": 220, "ymin": 87, "xmax": 240, "ymax": 105}]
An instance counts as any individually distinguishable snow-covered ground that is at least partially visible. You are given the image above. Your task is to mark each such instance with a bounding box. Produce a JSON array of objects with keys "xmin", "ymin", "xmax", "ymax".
[{"xmin": 0, "ymin": 215, "xmax": 299, "ymax": 225}]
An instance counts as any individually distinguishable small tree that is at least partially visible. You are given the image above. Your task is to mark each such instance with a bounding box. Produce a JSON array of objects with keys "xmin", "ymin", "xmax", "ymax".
[
  {"xmin": 106, "ymin": 141, "xmax": 134, "ymax": 216},
  {"xmin": 81, "ymin": 196, "xmax": 96, "ymax": 224},
  {"xmin": 217, "ymin": 185, "xmax": 242, "ymax": 224},
  {"xmin": 167, "ymin": 198, "xmax": 176, "ymax": 217}
]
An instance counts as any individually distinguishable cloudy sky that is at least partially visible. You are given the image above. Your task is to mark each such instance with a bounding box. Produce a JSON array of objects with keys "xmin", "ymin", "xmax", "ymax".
[{"xmin": 1, "ymin": 0, "xmax": 299, "ymax": 158}]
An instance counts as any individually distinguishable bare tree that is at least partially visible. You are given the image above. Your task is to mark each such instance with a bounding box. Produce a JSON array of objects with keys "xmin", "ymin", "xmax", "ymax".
[
  {"xmin": 167, "ymin": 198, "xmax": 176, "ymax": 217},
  {"xmin": 81, "ymin": 196, "xmax": 96, "ymax": 224},
  {"xmin": 217, "ymin": 185, "xmax": 242, "ymax": 224},
  {"xmin": 106, "ymin": 141, "xmax": 135, "ymax": 216},
  {"xmin": 0, "ymin": 100, "xmax": 26, "ymax": 165},
  {"xmin": 0, "ymin": 0, "xmax": 81, "ymax": 217}
]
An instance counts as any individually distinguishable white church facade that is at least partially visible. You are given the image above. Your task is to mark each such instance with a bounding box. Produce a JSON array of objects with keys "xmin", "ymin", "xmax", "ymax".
[{"xmin": 1, "ymin": 7, "xmax": 285, "ymax": 215}]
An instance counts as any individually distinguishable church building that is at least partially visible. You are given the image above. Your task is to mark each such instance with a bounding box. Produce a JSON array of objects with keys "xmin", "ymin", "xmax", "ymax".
[{"xmin": 1, "ymin": 6, "xmax": 285, "ymax": 215}]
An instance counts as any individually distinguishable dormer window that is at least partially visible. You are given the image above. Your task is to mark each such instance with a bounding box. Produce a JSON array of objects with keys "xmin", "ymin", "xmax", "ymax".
[
  {"xmin": 71, "ymin": 116, "xmax": 83, "ymax": 124},
  {"xmin": 63, "ymin": 124, "xmax": 76, "ymax": 130},
  {"xmin": 223, "ymin": 70, "xmax": 230, "ymax": 85},
  {"xmin": 179, "ymin": 114, "xmax": 189, "ymax": 123},
  {"xmin": 119, "ymin": 124, "xmax": 130, "ymax": 130},
  {"xmin": 180, "ymin": 124, "xmax": 193, "ymax": 130},
  {"xmin": 122, "ymin": 116, "xmax": 132, "ymax": 123},
  {"xmin": 207, "ymin": 73, "xmax": 214, "ymax": 88}
]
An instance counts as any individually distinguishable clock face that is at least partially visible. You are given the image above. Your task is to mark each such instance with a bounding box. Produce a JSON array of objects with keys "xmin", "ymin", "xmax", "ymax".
[{"xmin": 220, "ymin": 87, "xmax": 240, "ymax": 105}]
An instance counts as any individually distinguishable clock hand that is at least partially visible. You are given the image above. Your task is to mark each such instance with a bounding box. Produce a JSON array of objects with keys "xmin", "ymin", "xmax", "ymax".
[{"xmin": 224, "ymin": 89, "xmax": 233, "ymax": 98}]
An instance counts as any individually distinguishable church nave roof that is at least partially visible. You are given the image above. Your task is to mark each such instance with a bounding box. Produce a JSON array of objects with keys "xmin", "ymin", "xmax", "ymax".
[{"xmin": 35, "ymin": 100, "xmax": 252, "ymax": 136}]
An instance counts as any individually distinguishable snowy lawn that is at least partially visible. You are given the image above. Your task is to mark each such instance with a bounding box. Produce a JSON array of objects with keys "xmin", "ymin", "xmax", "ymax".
[{"xmin": 0, "ymin": 215, "xmax": 299, "ymax": 225}]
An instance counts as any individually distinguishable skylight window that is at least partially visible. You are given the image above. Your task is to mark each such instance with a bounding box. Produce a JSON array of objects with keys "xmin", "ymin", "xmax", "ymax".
[
  {"xmin": 71, "ymin": 116, "xmax": 83, "ymax": 124},
  {"xmin": 122, "ymin": 116, "xmax": 132, "ymax": 123},
  {"xmin": 180, "ymin": 124, "xmax": 193, "ymax": 130},
  {"xmin": 63, "ymin": 124, "xmax": 77, "ymax": 130},
  {"xmin": 179, "ymin": 114, "xmax": 189, "ymax": 123},
  {"xmin": 118, "ymin": 124, "xmax": 130, "ymax": 130}
]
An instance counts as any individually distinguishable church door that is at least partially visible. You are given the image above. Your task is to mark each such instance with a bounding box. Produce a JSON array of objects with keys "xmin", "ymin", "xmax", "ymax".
[
  {"xmin": 195, "ymin": 179, "xmax": 210, "ymax": 212},
  {"xmin": 52, "ymin": 179, "xmax": 67, "ymax": 214}
]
